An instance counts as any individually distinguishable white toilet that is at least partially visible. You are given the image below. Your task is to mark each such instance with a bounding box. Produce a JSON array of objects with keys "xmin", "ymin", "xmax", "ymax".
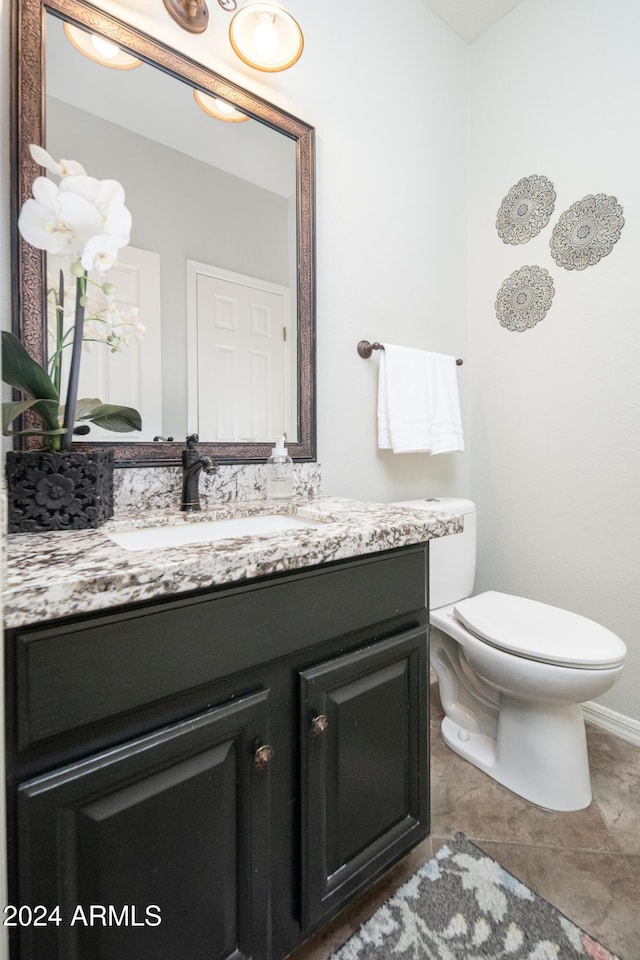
[{"xmin": 395, "ymin": 498, "xmax": 627, "ymax": 812}]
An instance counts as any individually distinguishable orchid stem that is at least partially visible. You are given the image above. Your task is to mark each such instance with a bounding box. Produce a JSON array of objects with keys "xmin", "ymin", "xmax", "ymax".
[
  {"xmin": 53, "ymin": 269, "xmax": 64, "ymax": 397},
  {"xmin": 61, "ymin": 273, "xmax": 86, "ymax": 450}
]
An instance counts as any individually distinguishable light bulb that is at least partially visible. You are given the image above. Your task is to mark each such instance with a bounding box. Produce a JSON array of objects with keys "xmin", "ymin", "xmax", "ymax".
[
  {"xmin": 90, "ymin": 34, "xmax": 120, "ymax": 60},
  {"xmin": 193, "ymin": 89, "xmax": 249, "ymax": 122},
  {"xmin": 63, "ymin": 22, "xmax": 141, "ymax": 69},
  {"xmin": 215, "ymin": 99, "xmax": 236, "ymax": 116},
  {"xmin": 253, "ymin": 13, "xmax": 278, "ymax": 58},
  {"xmin": 229, "ymin": 3, "xmax": 303, "ymax": 72}
]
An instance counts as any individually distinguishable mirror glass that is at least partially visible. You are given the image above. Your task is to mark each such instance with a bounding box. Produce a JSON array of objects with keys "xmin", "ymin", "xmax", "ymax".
[{"xmin": 15, "ymin": 0, "xmax": 316, "ymax": 464}]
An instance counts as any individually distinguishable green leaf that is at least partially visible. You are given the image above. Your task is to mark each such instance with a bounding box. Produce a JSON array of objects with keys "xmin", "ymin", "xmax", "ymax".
[
  {"xmin": 1, "ymin": 331, "xmax": 58, "ymax": 403},
  {"xmin": 4, "ymin": 426, "xmax": 67, "ymax": 438},
  {"xmin": 74, "ymin": 398, "xmax": 103, "ymax": 420},
  {"xmin": 2, "ymin": 398, "xmax": 62, "ymax": 437},
  {"xmin": 77, "ymin": 402, "xmax": 142, "ymax": 433},
  {"xmin": 2, "ymin": 399, "xmax": 39, "ymax": 434},
  {"xmin": 31, "ymin": 398, "xmax": 64, "ymax": 431}
]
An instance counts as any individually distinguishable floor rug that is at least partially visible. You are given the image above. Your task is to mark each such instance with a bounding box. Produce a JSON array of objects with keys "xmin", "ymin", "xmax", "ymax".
[{"xmin": 331, "ymin": 833, "xmax": 622, "ymax": 960}]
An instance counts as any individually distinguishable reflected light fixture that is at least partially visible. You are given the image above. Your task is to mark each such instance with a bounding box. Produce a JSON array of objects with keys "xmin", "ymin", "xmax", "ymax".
[
  {"xmin": 163, "ymin": 0, "xmax": 303, "ymax": 72},
  {"xmin": 63, "ymin": 23, "xmax": 142, "ymax": 69},
  {"xmin": 193, "ymin": 89, "xmax": 249, "ymax": 122}
]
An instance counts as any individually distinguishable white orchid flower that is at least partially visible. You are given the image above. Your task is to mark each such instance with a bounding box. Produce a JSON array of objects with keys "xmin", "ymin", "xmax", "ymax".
[
  {"xmin": 18, "ymin": 177, "xmax": 103, "ymax": 256},
  {"xmin": 59, "ymin": 175, "xmax": 105, "ymax": 210},
  {"xmin": 29, "ymin": 143, "xmax": 86, "ymax": 178},
  {"xmin": 81, "ymin": 320, "xmax": 104, "ymax": 344},
  {"xmin": 14, "ymin": 146, "xmax": 142, "ymax": 452},
  {"xmin": 95, "ymin": 179, "xmax": 126, "ymax": 210},
  {"xmin": 60, "ymin": 176, "xmax": 131, "ymax": 247},
  {"xmin": 104, "ymin": 203, "xmax": 132, "ymax": 244},
  {"xmin": 105, "ymin": 302, "xmax": 124, "ymax": 326},
  {"xmin": 81, "ymin": 233, "xmax": 123, "ymax": 273},
  {"xmin": 60, "ymin": 175, "xmax": 124, "ymax": 215},
  {"xmin": 95, "ymin": 184, "xmax": 131, "ymax": 245},
  {"xmin": 125, "ymin": 307, "xmax": 145, "ymax": 340}
]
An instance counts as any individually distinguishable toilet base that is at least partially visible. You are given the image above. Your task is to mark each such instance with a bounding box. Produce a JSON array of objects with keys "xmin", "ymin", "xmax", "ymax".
[{"xmin": 440, "ymin": 696, "xmax": 592, "ymax": 812}]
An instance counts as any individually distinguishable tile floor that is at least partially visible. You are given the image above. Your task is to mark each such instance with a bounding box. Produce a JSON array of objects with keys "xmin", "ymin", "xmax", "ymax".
[{"xmin": 288, "ymin": 685, "xmax": 640, "ymax": 960}]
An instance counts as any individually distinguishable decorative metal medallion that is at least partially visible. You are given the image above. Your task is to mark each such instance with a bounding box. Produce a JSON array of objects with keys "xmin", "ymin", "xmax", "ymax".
[
  {"xmin": 496, "ymin": 174, "xmax": 556, "ymax": 245},
  {"xmin": 495, "ymin": 265, "xmax": 555, "ymax": 332},
  {"xmin": 550, "ymin": 193, "xmax": 624, "ymax": 270}
]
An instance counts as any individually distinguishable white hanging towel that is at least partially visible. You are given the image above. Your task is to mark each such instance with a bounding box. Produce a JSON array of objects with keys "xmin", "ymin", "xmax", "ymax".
[{"xmin": 377, "ymin": 344, "xmax": 464, "ymax": 454}]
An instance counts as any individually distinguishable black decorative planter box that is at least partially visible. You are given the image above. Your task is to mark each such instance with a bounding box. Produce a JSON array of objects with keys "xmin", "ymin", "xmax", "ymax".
[{"xmin": 6, "ymin": 449, "xmax": 114, "ymax": 533}]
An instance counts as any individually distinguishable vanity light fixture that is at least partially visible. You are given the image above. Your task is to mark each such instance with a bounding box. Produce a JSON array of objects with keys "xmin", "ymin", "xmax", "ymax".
[
  {"xmin": 193, "ymin": 89, "xmax": 249, "ymax": 122},
  {"xmin": 63, "ymin": 23, "xmax": 142, "ymax": 69},
  {"xmin": 162, "ymin": 0, "xmax": 217, "ymax": 34},
  {"xmin": 229, "ymin": 3, "xmax": 303, "ymax": 72},
  {"xmin": 163, "ymin": 0, "xmax": 303, "ymax": 72}
]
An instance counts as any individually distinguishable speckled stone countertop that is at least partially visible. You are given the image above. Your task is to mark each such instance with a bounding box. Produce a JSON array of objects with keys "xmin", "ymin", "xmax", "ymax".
[{"xmin": 3, "ymin": 497, "xmax": 463, "ymax": 629}]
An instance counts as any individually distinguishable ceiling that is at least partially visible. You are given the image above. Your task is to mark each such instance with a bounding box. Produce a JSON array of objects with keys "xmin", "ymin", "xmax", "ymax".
[{"xmin": 421, "ymin": 0, "xmax": 526, "ymax": 43}]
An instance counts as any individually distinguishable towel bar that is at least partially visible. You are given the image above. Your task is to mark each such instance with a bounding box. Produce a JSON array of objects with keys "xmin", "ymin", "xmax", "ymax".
[{"xmin": 357, "ymin": 340, "xmax": 463, "ymax": 365}]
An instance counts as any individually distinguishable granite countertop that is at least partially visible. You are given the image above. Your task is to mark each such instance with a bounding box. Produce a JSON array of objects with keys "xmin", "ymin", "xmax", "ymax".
[{"xmin": 3, "ymin": 497, "xmax": 463, "ymax": 629}]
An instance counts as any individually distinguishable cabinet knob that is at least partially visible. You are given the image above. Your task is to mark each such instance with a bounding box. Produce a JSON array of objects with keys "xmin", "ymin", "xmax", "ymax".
[
  {"xmin": 253, "ymin": 743, "xmax": 274, "ymax": 769},
  {"xmin": 309, "ymin": 714, "xmax": 329, "ymax": 738}
]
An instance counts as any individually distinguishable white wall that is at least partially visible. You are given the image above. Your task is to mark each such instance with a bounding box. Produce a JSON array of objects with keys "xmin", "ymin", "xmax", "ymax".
[
  {"xmin": 303, "ymin": 3, "xmax": 470, "ymax": 501},
  {"xmin": 469, "ymin": 0, "xmax": 640, "ymax": 721}
]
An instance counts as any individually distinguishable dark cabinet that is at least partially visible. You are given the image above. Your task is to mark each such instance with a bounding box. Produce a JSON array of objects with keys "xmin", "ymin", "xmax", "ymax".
[
  {"xmin": 5, "ymin": 545, "xmax": 430, "ymax": 960},
  {"xmin": 300, "ymin": 627, "xmax": 428, "ymax": 929},
  {"xmin": 15, "ymin": 691, "xmax": 271, "ymax": 960}
]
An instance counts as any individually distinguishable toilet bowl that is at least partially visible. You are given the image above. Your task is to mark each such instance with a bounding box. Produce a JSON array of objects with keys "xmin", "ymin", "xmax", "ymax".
[{"xmin": 395, "ymin": 498, "xmax": 627, "ymax": 811}]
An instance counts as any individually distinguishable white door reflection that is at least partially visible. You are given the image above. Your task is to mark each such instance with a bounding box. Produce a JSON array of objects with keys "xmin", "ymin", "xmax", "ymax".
[{"xmin": 187, "ymin": 262, "xmax": 294, "ymax": 442}]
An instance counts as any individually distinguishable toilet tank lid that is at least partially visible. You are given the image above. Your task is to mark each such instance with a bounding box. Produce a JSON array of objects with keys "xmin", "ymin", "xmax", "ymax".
[
  {"xmin": 393, "ymin": 497, "xmax": 476, "ymax": 515},
  {"xmin": 453, "ymin": 591, "xmax": 627, "ymax": 669}
]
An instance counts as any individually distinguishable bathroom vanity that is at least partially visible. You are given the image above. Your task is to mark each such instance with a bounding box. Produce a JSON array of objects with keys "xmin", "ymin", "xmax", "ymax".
[{"xmin": 3, "ymin": 498, "xmax": 462, "ymax": 960}]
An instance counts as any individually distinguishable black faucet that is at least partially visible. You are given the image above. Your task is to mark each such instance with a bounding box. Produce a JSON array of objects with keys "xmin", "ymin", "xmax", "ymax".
[{"xmin": 181, "ymin": 434, "xmax": 217, "ymax": 512}]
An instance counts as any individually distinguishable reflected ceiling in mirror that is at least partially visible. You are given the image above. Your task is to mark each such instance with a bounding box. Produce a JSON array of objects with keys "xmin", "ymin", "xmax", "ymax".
[{"xmin": 14, "ymin": 0, "xmax": 316, "ymax": 465}]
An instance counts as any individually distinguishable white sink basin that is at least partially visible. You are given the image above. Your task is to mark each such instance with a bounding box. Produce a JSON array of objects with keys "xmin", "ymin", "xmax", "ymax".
[{"xmin": 106, "ymin": 513, "xmax": 323, "ymax": 551}]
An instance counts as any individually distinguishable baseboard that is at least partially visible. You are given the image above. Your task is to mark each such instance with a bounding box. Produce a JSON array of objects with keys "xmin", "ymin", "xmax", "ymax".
[{"xmin": 582, "ymin": 701, "xmax": 640, "ymax": 747}]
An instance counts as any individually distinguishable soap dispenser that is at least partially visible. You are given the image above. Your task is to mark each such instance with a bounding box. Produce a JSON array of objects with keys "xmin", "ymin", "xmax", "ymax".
[{"xmin": 266, "ymin": 436, "xmax": 293, "ymax": 502}]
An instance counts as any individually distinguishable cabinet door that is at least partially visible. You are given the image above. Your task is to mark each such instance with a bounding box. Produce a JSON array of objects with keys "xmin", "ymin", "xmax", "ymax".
[
  {"xmin": 299, "ymin": 627, "xmax": 429, "ymax": 929},
  {"xmin": 15, "ymin": 690, "xmax": 272, "ymax": 960}
]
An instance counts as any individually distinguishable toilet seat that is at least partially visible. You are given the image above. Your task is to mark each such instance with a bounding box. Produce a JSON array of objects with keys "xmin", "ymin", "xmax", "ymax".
[{"xmin": 453, "ymin": 591, "xmax": 627, "ymax": 669}]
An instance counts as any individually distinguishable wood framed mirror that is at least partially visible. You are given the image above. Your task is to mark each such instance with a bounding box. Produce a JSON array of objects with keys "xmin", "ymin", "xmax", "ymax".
[{"xmin": 13, "ymin": 0, "xmax": 316, "ymax": 465}]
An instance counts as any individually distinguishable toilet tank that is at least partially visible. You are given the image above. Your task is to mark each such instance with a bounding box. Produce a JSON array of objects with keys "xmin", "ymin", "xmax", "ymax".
[{"xmin": 394, "ymin": 498, "xmax": 477, "ymax": 610}]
